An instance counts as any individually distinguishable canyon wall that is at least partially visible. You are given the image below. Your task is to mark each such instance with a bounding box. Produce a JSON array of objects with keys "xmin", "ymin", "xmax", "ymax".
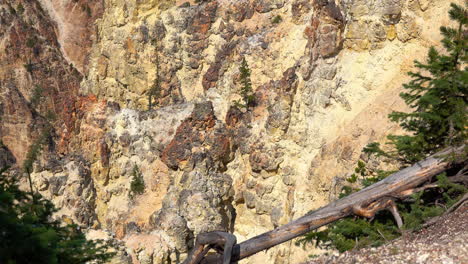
[{"xmin": 0, "ymin": 0, "xmax": 461, "ymax": 263}]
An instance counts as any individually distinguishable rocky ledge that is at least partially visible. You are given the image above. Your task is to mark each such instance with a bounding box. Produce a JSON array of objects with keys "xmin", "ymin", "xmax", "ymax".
[{"xmin": 310, "ymin": 206, "xmax": 468, "ymax": 264}]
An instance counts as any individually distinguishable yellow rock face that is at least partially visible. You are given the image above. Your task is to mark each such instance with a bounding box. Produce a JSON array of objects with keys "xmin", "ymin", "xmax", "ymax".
[
  {"xmin": 386, "ymin": 25, "xmax": 397, "ymax": 40},
  {"xmin": 22, "ymin": 0, "xmax": 463, "ymax": 263}
]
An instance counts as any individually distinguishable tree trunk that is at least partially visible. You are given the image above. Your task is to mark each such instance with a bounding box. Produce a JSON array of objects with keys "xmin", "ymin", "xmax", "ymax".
[{"xmin": 183, "ymin": 146, "xmax": 466, "ymax": 264}]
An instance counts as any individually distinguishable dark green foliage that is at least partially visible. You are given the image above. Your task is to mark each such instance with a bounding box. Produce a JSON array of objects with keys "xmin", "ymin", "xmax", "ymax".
[
  {"xmin": 23, "ymin": 91, "xmax": 56, "ymax": 203},
  {"xmin": 148, "ymin": 38, "xmax": 161, "ymax": 110},
  {"xmin": 362, "ymin": 142, "xmax": 389, "ymax": 159},
  {"xmin": 129, "ymin": 165, "xmax": 145, "ymax": 198},
  {"xmin": 349, "ymin": 160, "xmax": 366, "ymax": 183},
  {"xmin": 17, "ymin": 3, "xmax": 24, "ymax": 15},
  {"xmin": 30, "ymin": 85, "xmax": 43, "ymax": 108},
  {"xmin": 365, "ymin": 2, "xmax": 467, "ymax": 165},
  {"xmin": 299, "ymin": 164, "xmax": 467, "ymax": 252},
  {"xmin": 23, "ymin": 125, "xmax": 51, "ymax": 175},
  {"xmin": 297, "ymin": 212, "xmax": 400, "ymax": 253},
  {"xmin": 400, "ymin": 192, "xmax": 443, "ymax": 231},
  {"xmin": 24, "ymin": 85, "xmax": 56, "ymax": 175},
  {"xmin": 24, "ymin": 63, "xmax": 34, "ymax": 73},
  {"xmin": 400, "ymin": 173, "xmax": 466, "ymax": 230},
  {"xmin": 179, "ymin": 2, "xmax": 191, "ymax": 8},
  {"xmin": 85, "ymin": 5, "xmax": 92, "ymax": 17},
  {"xmin": 0, "ymin": 71, "xmax": 115, "ymax": 263},
  {"xmin": 297, "ymin": 162, "xmax": 401, "ymax": 252},
  {"xmin": 45, "ymin": 110, "xmax": 57, "ymax": 122},
  {"xmin": 361, "ymin": 169, "xmax": 393, "ymax": 188},
  {"xmin": 339, "ymin": 161, "xmax": 393, "ymax": 199},
  {"xmin": 435, "ymin": 173, "xmax": 467, "ymax": 207},
  {"xmin": 148, "ymin": 76, "xmax": 161, "ymax": 110},
  {"xmin": 26, "ymin": 37, "xmax": 36, "ymax": 48},
  {"xmin": 80, "ymin": 4, "xmax": 91, "ymax": 17},
  {"xmin": 5, "ymin": 97, "xmax": 115, "ymax": 263},
  {"xmin": 9, "ymin": 5, "xmax": 17, "ymax": 15},
  {"xmin": 0, "ymin": 170, "xmax": 115, "ymax": 264},
  {"xmin": 272, "ymin": 15, "xmax": 282, "ymax": 24},
  {"xmin": 300, "ymin": 4, "xmax": 467, "ymax": 253},
  {"xmin": 234, "ymin": 57, "xmax": 255, "ymax": 108}
]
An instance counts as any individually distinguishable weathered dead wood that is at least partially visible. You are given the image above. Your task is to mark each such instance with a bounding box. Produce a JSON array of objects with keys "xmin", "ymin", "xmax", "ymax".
[
  {"xmin": 184, "ymin": 232, "xmax": 237, "ymax": 264},
  {"xmin": 388, "ymin": 201, "xmax": 403, "ymax": 229},
  {"xmin": 184, "ymin": 147, "xmax": 465, "ymax": 264}
]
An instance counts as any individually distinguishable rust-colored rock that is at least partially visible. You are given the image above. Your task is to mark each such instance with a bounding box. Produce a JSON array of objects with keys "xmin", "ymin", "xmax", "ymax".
[
  {"xmin": 0, "ymin": 0, "xmax": 83, "ymax": 163},
  {"xmin": 230, "ymin": 0, "xmax": 254, "ymax": 22},
  {"xmin": 302, "ymin": 0, "xmax": 345, "ymax": 78},
  {"xmin": 292, "ymin": 0, "xmax": 312, "ymax": 23},
  {"xmin": 186, "ymin": 1, "xmax": 218, "ymax": 35},
  {"xmin": 202, "ymin": 41, "xmax": 238, "ymax": 90},
  {"xmin": 161, "ymin": 102, "xmax": 232, "ymax": 170}
]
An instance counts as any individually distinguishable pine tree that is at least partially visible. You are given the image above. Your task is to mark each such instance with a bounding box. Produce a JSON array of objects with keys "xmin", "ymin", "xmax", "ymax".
[
  {"xmin": 1, "ymin": 83, "xmax": 115, "ymax": 263},
  {"xmin": 299, "ymin": 2, "xmax": 467, "ymax": 253},
  {"xmin": 148, "ymin": 36, "xmax": 161, "ymax": 110},
  {"xmin": 366, "ymin": 2, "xmax": 467, "ymax": 164},
  {"xmin": 239, "ymin": 57, "xmax": 255, "ymax": 107},
  {"xmin": 0, "ymin": 169, "xmax": 115, "ymax": 264},
  {"xmin": 148, "ymin": 74, "xmax": 161, "ymax": 110}
]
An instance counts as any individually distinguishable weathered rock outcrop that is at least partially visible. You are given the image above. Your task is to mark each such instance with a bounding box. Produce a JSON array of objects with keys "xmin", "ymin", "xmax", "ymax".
[
  {"xmin": 32, "ymin": 155, "xmax": 98, "ymax": 226},
  {"xmin": 0, "ymin": 0, "xmax": 83, "ymax": 163},
  {"xmin": 0, "ymin": 0, "xmax": 463, "ymax": 263}
]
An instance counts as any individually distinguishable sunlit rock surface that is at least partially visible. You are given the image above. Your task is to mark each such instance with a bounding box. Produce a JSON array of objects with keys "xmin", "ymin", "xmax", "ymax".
[{"xmin": 0, "ymin": 0, "xmax": 461, "ymax": 263}]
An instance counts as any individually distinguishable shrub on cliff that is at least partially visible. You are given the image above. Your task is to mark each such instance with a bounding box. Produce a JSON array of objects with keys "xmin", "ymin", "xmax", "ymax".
[
  {"xmin": 129, "ymin": 165, "xmax": 145, "ymax": 198},
  {"xmin": 17, "ymin": 3, "xmax": 24, "ymax": 15},
  {"xmin": 239, "ymin": 57, "xmax": 255, "ymax": 107},
  {"xmin": 272, "ymin": 15, "xmax": 283, "ymax": 24},
  {"xmin": 233, "ymin": 57, "xmax": 255, "ymax": 109},
  {"xmin": 148, "ymin": 37, "xmax": 161, "ymax": 110}
]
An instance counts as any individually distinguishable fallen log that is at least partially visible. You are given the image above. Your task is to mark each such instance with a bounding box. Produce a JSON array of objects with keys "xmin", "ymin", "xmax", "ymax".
[{"xmin": 183, "ymin": 146, "xmax": 466, "ymax": 264}]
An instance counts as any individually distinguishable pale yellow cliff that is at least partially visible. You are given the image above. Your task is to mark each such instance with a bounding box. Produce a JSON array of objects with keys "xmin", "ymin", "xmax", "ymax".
[{"xmin": 6, "ymin": 0, "xmax": 462, "ymax": 263}]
